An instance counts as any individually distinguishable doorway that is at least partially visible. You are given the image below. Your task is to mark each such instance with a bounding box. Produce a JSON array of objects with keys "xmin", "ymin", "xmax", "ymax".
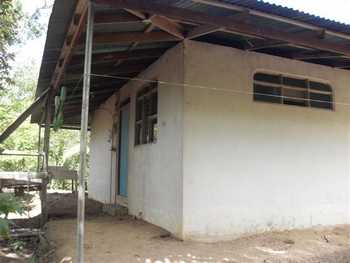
[{"xmin": 118, "ymin": 101, "xmax": 130, "ymax": 198}]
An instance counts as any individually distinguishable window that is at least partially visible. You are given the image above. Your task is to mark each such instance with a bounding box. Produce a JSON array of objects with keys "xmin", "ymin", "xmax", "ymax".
[
  {"xmin": 253, "ymin": 72, "xmax": 333, "ymax": 110},
  {"xmin": 135, "ymin": 82, "xmax": 158, "ymax": 145}
]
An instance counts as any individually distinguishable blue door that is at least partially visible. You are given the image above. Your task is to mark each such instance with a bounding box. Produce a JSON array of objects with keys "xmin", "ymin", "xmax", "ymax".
[{"xmin": 118, "ymin": 105, "xmax": 129, "ymax": 197}]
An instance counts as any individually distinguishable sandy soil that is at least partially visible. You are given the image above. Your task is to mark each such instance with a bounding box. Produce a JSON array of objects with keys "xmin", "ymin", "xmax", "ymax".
[
  {"xmin": 0, "ymin": 192, "xmax": 103, "ymax": 263},
  {"xmin": 48, "ymin": 216, "xmax": 350, "ymax": 263}
]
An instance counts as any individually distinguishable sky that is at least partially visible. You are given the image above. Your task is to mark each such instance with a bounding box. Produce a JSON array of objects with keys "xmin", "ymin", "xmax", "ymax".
[
  {"xmin": 266, "ymin": 0, "xmax": 350, "ymax": 24},
  {"xmin": 15, "ymin": 0, "xmax": 350, "ymax": 68},
  {"xmin": 13, "ymin": 0, "xmax": 53, "ymax": 67}
]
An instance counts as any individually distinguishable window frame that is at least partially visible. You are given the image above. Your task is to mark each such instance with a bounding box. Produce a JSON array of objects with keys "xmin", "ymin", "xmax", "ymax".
[
  {"xmin": 135, "ymin": 81, "xmax": 158, "ymax": 146},
  {"xmin": 253, "ymin": 71, "xmax": 334, "ymax": 111}
]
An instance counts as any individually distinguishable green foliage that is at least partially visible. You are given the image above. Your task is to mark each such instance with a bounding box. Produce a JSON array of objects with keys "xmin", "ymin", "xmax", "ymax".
[
  {"xmin": 28, "ymin": 256, "xmax": 38, "ymax": 263},
  {"xmin": 0, "ymin": 0, "xmax": 22, "ymax": 89},
  {"xmin": 9, "ymin": 239, "xmax": 25, "ymax": 251},
  {"xmin": 0, "ymin": 218, "xmax": 10, "ymax": 239},
  {"xmin": 0, "ymin": 0, "xmax": 48, "ymax": 90},
  {"xmin": 0, "ymin": 59, "xmax": 81, "ymax": 189},
  {"xmin": 0, "ymin": 1, "xmax": 82, "ymax": 190},
  {"xmin": 0, "ymin": 60, "xmax": 39, "ymax": 171},
  {"xmin": 0, "ymin": 193, "xmax": 24, "ymax": 218},
  {"xmin": 0, "ymin": 193, "xmax": 24, "ymax": 239}
]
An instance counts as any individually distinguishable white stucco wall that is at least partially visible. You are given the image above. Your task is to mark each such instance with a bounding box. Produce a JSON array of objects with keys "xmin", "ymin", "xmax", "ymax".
[
  {"xmin": 90, "ymin": 40, "xmax": 350, "ymax": 241},
  {"xmin": 182, "ymin": 40, "xmax": 350, "ymax": 241},
  {"xmin": 89, "ymin": 44, "xmax": 184, "ymax": 236},
  {"xmin": 89, "ymin": 96, "xmax": 117, "ymax": 204}
]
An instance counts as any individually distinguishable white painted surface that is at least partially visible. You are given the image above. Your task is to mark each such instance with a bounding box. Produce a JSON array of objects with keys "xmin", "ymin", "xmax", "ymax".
[
  {"xmin": 89, "ymin": 44, "xmax": 184, "ymax": 236},
  {"xmin": 123, "ymin": 44, "xmax": 184, "ymax": 236},
  {"xmin": 89, "ymin": 96, "xmax": 116, "ymax": 204},
  {"xmin": 89, "ymin": 40, "xmax": 350, "ymax": 241},
  {"xmin": 182, "ymin": 40, "xmax": 350, "ymax": 240}
]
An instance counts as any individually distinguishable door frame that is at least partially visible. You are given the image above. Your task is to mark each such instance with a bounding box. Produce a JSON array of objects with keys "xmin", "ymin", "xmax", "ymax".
[{"xmin": 116, "ymin": 98, "xmax": 130, "ymax": 207}]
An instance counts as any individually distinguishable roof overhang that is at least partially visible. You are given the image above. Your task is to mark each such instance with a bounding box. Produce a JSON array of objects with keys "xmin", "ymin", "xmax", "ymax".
[{"xmin": 32, "ymin": 0, "xmax": 350, "ymax": 127}]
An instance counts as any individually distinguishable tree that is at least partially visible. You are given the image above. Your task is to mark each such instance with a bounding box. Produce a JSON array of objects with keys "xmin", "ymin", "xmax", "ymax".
[
  {"xmin": 0, "ymin": 0, "xmax": 46, "ymax": 90},
  {"xmin": 0, "ymin": 0, "xmax": 81, "ymax": 189},
  {"xmin": 0, "ymin": 59, "xmax": 80, "ymax": 174},
  {"xmin": 0, "ymin": 1, "xmax": 21, "ymax": 89}
]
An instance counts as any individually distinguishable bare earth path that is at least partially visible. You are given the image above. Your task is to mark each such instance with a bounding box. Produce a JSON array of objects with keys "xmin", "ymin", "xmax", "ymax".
[{"xmin": 47, "ymin": 216, "xmax": 350, "ymax": 263}]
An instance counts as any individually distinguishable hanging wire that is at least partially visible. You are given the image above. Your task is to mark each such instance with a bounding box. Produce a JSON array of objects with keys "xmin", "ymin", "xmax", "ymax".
[{"xmin": 88, "ymin": 73, "xmax": 350, "ymax": 107}]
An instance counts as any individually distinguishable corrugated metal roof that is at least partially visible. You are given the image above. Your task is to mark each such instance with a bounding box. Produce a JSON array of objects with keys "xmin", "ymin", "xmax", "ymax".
[
  {"xmin": 32, "ymin": 0, "xmax": 350, "ymax": 125},
  {"xmin": 221, "ymin": 0, "xmax": 350, "ymax": 34},
  {"xmin": 35, "ymin": 0, "xmax": 77, "ymax": 97}
]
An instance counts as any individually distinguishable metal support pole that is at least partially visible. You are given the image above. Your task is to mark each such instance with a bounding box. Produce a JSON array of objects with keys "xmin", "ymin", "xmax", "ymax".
[
  {"xmin": 37, "ymin": 125, "xmax": 42, "ymax": 172},
  {"xmin": 77, "ymin": 2, "xmax": 94, "ymax": 263},
  {"xmin": 41, "ymin": 91, "xmax": 52, "ymax": 226}
]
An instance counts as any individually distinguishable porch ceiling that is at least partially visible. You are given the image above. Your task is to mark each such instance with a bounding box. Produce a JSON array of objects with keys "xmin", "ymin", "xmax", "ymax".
[{"xmin": 32, "ymin": 0, "xmax": 350, "ymax": 127}]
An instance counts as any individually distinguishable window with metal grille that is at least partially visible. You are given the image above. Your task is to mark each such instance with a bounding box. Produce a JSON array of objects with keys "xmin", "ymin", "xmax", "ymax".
[
  {"xmin": 253, "ymin": 72, "xmax": 333, "ymax": 110},
  {"xmin": 135, "ymin": 82, "xmax": 158, "ymax": 145}
]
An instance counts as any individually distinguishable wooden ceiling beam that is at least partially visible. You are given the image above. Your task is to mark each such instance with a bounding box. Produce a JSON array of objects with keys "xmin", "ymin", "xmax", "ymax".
[
  {"xmin": 50, "ymin": 0, "xmax": 87, "ymax": 92},
  {"xmin": 187, "ymin": 24, "xmax": 223, "ymax": 39},
  {"xmin": 70, "ymin": 48, "xmax": 166, "ymax": 66},
  {"xmin": 68, "ymin": 86, "xmax": 120, "ymax": 99},
  {"xmin": 125, "ymin": 8, "xmax": 147, "ymax": 19},
  {"xmin": 94, "ymin": 12, "xmax": 140, "ymax": 23},
  {"xmin": 247, "ymin": 41, "xmax": 288, "ymax": 51},
  {"xmin": 292, "ymin": 52, "xmax": 348, "ymax": 60},
  {"xmin": 64, "ymin": 96, "xmax": 111, "ymax": 107},
  {"xmin": 67, "ymin": 56, "xmax": 156, "ymax": 73},
  {"xmin": 149, "ymin": 15, "xmax": 185, "ymax": 39},
  {"xmin": 61, "ymin": 72, "xmax": 135, "ymax": 86},
  {"xmin": 94, "ymin": 0, "xmax": 350, "ymax": 57},
  {"xmin": 125, "ymin": 8, "xmax": 185, "ymax": 39},
  {"xmin": 80, "ymin": 31, "xmax": 178, "ymax": 45},
  {"xmin": 64, "ymin": 63, "xmax": 148, "ymax": 81}
]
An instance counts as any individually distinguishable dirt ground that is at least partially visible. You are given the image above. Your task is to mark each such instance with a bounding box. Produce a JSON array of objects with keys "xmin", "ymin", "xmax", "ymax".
[
  {"xmin": 0, "ymin": 192, "xmax": 103, "ymax": 263},
  {"xmin": 48, "ymin": 216, "xmax": 350, "ymax": 263}
]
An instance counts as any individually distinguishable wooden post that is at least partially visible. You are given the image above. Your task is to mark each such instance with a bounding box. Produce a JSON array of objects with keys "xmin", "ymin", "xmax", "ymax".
[
  {"xmin": 41, "ymin": 91, "xmax": 52, "ymax": 226},
  {"xmin": 77, "ymin": 1, "xmax": 94, "ymax": 263}
]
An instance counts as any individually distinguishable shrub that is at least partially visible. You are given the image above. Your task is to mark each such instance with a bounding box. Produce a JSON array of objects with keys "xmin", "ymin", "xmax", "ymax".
[{"xmin": 0, "ymin": 193, "xmax": 24, "ymax": 239}]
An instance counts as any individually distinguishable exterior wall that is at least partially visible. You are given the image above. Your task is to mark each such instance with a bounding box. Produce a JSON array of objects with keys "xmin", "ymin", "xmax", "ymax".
[
  {"xmin": 182, "ymin": 40, "xmax": 350, "ymax": 241},
  {"xmin": 90, "ymin": 40, "xmax": 350, "ymax": 241},
  {"xmin": 89, "ymin": 44, "xmax": 185, "ymax": 236},
  {"xmin": 89, "ymin": 96, "xmax": 117, "ymax": 204}
]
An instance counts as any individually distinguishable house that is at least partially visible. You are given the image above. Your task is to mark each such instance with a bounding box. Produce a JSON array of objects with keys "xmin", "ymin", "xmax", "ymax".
[{"xmin": 30, "ymin": 0, "xmax": 350, "ymax": 241}]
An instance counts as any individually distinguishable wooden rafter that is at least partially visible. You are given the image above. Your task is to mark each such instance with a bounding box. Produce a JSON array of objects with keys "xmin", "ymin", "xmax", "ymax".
[
  {"xmin": 94, "ymin": 11, "xmax": 140, "ymax": 23},
  {"xmin": 125, "ymin": 8, "xmax": 146, "ymax": 19},
  {"xmin": 94, "ymin": 0, "xmax": 350, "ymax": 57},
  {"xmin": 149, "ymin": 15, "xmax": 185, "ymax": 39},
  {"xmin": 187, "ymin": 24, "xmax": 222, "ymax": 39},
  {"xmin": 50, "ymin": 0, "xmax": 88, "ymax": 92},
  {"xmin": 125, "ymin": 8, "xmax": 185, "ymax": 39},
  {"xmin": 247, "ymin": 41, "xmax": 288, "ymax": 51},
  {"xmin": 64, "ymin": 63, "xmax": 149, "ymax": 81},
  {"xmin": 292, "ymin": 52, "xmax": 347, "ymax": 60},
  {"xmin": 87, "ymin": 31, "xmax": 179, "ymax": 45},
  {"xmin": 70, "ymin": 48, "xmax": 166, "ymax": 67},
  {"xmin": 0, "ymin": 89, "xmax": 49, "ymax": 144},
  {"xmin": 68, "ymin": 57, "xmax": 155, "ymax": 73}
]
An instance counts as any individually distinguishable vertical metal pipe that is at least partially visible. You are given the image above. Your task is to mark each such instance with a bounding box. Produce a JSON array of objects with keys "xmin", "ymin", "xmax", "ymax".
[
  {"xmin": 37, "ymin": 125, "xmax": 42, "ymax": 172},
  {"xmin": 77, "ymin": 2, "xmax": 94, "ymax": 263},
  {"xmin": 41, "ymin": 92, "xmax": 52, "ymax": 226}
]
